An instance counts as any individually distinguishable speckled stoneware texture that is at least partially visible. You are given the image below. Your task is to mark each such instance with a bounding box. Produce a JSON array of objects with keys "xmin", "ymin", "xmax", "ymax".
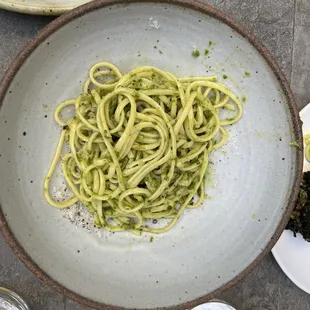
[
  {"xmin": 0, "ymin": 1, "xmax": 303, "ymax": 309},
  {"xmin": 0, "ymin": 0, "xmax": 92, "ymax": 15}
]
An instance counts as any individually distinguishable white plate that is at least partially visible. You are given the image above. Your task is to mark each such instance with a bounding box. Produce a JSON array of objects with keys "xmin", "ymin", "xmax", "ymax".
[
  {"xmin": 272, "ymin": 103, "xmax": 310, "ymax": 295},
  {"xmin": 0, "ymin": 0, "xmax": 91, "ymax": 15}
]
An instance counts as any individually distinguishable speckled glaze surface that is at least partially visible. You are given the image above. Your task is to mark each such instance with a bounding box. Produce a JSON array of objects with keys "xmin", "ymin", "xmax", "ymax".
[
  {"xmin": 0, "ymin": 1, "xmax": 303, "ymax": 309},
  {"xmin": 0, "ymin": 0, "xmax": 92, "ymax": 15}
]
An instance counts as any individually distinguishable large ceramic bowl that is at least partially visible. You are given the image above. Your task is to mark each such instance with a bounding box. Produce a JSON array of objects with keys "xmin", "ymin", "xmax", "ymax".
[{"xmin": 0, "ymin": 1, "xmax": 303, "ymax": 309}]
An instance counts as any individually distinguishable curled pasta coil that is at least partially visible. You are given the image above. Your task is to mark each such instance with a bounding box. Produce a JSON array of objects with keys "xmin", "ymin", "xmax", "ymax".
[{"xmin": 44, "ymin": 62, "xmax": 243, "ymax": 234}]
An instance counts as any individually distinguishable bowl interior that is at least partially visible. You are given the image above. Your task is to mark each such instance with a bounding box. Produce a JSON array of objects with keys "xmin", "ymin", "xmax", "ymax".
[{"xmin": 0, "ymin": 2, "xmax": 300, "ymax": 309}]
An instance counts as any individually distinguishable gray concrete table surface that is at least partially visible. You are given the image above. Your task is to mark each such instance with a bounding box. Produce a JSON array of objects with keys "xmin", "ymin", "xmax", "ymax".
[{"xmin": 0, "ymin": 0, "xmax": 310, "ymax": 309}]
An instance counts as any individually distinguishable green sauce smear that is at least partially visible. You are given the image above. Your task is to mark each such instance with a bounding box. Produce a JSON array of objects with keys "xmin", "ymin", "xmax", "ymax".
[
  {"xmin": 192, "ymin": 49, "xmax": 200, "ymax": 58},
  {"xmin": 289, "ymin": 140, "xmax": 300, "ymax": 148}
]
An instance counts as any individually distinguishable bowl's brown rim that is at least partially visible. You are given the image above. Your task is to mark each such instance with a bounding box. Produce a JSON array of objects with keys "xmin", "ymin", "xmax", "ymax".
[{"xmin": 0, "ymin": 0, "xmax": 303, "ymax": 309}]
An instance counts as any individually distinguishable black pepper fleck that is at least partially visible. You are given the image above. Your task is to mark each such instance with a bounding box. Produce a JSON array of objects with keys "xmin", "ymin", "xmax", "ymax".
[{"xmin": 23, "ymin": 132, "xmax": 27, "ymax": 136}]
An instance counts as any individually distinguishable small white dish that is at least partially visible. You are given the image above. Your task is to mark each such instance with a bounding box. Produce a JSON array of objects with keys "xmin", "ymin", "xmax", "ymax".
[{"xmin": 272, "ymin": 103, "xmax": 310, "ymax": 294}]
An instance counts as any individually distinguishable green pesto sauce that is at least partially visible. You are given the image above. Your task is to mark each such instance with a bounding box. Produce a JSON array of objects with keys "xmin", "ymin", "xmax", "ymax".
[
  {"xmin": 192, "ymin": 49, "xmax": 200, "ymax": 58},
  {"xmin": 150, "ymin": 236, "xmax": 154, "ymax": 243},
  {"xmin": 289, "ymin": 140, "xmax": 300, "ymax": 147},
  {"xmin": 208, "ymin": 40, "xmax": 215, "ymax": 47},
  {"xmin": 222, "ymin": 74, "xmax": 228, "ymax": 79},
  {"xmin": 204, "ymin": 49, "xmax": 209, "ymax": 56},
  {"xmin": 245, "ymin": 71, "xmax": 251, "ymax": 77},
  {"xmin": 205, "ymin": 165, "xmax": 214, "ymax": 185},
  {"xmin": 159, "ymin": 50, "xmax": 163, "ymax": 54},
  {"xmin": 241, "ymin": 95, "xmax": 247, "ymax": 103},
  {"xmin": 154, "ymin": 46, "xmax": 157, "ymax": 49}
]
